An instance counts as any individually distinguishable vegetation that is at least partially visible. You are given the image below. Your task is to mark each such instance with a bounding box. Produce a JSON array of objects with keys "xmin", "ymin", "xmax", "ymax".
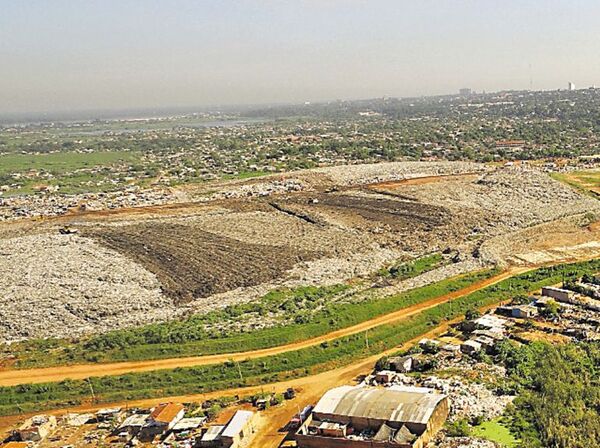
[
  {"xmin": 551, "ymin": 170, "xmax": 600, "ymax": 199},
  {"xmin": 0, "ymin": 151, "xmax": 140, "ymax": 194},
  {"xmin": 496, "ymin": 341, "xmax": 600, "ymax": 448},
  {"xmin": 4, "ymin": 89, "xmax": 600, "ymax": 197},
  {"xmin": 1, "ymin": 259, "xmax": 599, "ymax": 416},
  {"xmin": 377, "ymin": 253, "xmax": 447, "ymax": 279},
  {"xmin": 471, "ymin": 418, "xmax": 518, "ymax": 447},
  {"xmin": 446, "ymin": 418, "xmax": 471, "ymax": 437}
]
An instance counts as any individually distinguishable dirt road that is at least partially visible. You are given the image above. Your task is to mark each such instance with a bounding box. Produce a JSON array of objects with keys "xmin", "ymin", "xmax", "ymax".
[
  {"xmin": 0, "ymin": 319, "xmax": 460, "ymax": 442},
  {"xmin": 0, "ymin": 268, "xmax": 522, "ymax": 387}
]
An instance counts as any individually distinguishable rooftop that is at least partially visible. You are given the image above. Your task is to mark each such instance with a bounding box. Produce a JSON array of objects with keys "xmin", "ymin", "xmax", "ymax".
[
  {"xmin": 201, "ymin": 425, "xmax": 225, "ymax": 442},
  {"xmin": 221, "ymin": 410, "xmax": 254, "ymax": 438},
  {"xmin": 171, "ymin": 417, "xmax": 207, "ymax": 431},
  {"xmin": 313, "ymin": 386, "xmax": 446, "ymax": 425},
  {"xmin": 120, "ymin": 414, "xmax": 149, "ymax": 428},
  {"xmin": 150, "ymin": 402, "xmax": 184, "ymax": 424}
]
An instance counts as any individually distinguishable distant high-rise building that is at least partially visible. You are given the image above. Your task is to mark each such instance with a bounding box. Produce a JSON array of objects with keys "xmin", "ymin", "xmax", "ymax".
[
  {"xmin": 568, "ymin": 82, "xmax": 576, "ymax": 91},
  {"xmin": 459, "ymin": 88, "xmax": 472, "ymax": 96}
]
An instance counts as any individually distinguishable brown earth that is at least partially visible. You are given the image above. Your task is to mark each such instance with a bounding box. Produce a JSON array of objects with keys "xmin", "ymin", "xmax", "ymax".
[
  {"xmin": 0, "ymin": 306, "xmax": 506, "ymax": 448},
  {"xmin": 277, "ymin": 192, "xmax": 448, "ymax": 232},
  {"xmin": 2, "ymin": 163, "xmax": 599, "ymax": 343},
  {"xmin": 0, "ymin": 320, "xmax": 462, "ymax": 444},
  {"xmin": 85, "ymin": 223, "xmax": 318, "ymax": 302}
]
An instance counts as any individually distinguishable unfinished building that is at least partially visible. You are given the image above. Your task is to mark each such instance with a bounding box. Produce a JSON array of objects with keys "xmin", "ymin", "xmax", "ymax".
[{"xmin": 295, "ymin": 386, "xmax": 449, "ymax": 448}]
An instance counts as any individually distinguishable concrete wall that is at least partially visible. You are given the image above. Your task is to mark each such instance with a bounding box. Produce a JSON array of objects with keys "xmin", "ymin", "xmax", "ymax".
[{"xmin": 542, "ymin": 287, "xmax": 572, "ymax": 303}]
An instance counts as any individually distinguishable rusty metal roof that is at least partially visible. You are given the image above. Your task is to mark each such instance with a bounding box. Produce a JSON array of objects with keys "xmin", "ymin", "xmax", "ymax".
[
  {"xmin": 313, "ymin": 386, "xmax": 446, "ymax": 425},
  {"xmin": 150, "ymin": 402, "xmax": 184, "ymax": 424}
]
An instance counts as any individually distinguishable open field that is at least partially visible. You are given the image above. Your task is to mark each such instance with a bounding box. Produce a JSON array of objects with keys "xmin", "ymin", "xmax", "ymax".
[
  {"xmin": 551, "ymin": 169, "xmax": 600, "ymax": 197},
  {"xmin": 0, "ymin": 151, "xmax": 141, "ymax": 195},
  {"xmin": 0, "ymin": 267, "xmax": 504, "ymax": 384},
  {"xmin": 4, "ymin": 262, "xmax": 484, "ymax": 368},
  {"xmin": 472, "ymin": 418, "xmax": 518, "ymax": 447},
  {"xmin": 0, "ymin": 151, "xmax": 138, "ymax": 175},
  {"xmin": 87, "ymin": 223, "xmax": 317, "ymax": 302}
]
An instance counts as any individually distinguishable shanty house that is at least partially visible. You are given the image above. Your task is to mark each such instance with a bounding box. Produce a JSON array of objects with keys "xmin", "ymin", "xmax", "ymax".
[
  {"xmin": 542, "ymin": 287, "xmax": 574, "ymax": 303},
  {"xmin": 220, "ymin": 410, "xmax": 256, "ymax": 448},
  {"xmin": 147, "ymin": 402, "xmax": 185, "ymax": 430},
  {"xmin": 17, "ymin": 415, "xmax": 57, "ymax": 442},
  {"xmin": 199, "ymin": 425, "xmax": 225, "ymax": 447},
  {"xmin": 511, "ymin": 305, "xmax": 538, "ymax": 319},
  {"xmin": 460, "ymin": 340, "xmax": 482, "ymax": 355},
  {"xmin": 388, "ymin": 356, "xmax": 413, "ymax": 373}
]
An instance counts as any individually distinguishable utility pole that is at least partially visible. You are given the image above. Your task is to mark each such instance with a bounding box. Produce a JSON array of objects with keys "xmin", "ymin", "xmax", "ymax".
[
  {"xmin": 86, "ymin": 378, "xmax": 96, "ymax": 404},
  {"xmin": 236, "ymin": 360, "xmax": 244, "ymax": 381},
  {"xmin": 365, "ymin": 329, "xmax": 369, "ymax": 350}
]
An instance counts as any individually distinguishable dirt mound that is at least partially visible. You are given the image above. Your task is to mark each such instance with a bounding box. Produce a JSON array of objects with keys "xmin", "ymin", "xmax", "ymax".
[{"xmin": 87, "ymin": 224, "xmax": 319, "ymax": 303}]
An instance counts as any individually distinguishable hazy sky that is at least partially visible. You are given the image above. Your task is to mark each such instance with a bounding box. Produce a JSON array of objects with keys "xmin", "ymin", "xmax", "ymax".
[{"xmin": 2, "ymin": 0, "xmax": 600, "ymax": 114}]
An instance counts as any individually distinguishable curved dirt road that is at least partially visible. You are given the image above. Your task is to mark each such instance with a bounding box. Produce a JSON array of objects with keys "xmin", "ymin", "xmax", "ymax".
[
  {"xmin": 0, "ymin": 267, "xmax": 523, "ymax": 387},
  {"xmin": 0, "ymin": 319, "xmax": 461, "ymax": 440}
]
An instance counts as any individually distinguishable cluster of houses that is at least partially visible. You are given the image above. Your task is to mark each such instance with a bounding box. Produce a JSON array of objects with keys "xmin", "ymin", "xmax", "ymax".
[
  {"xmin": 3, "ymin": 403, "xmax": 256, "ymax": 448},
  {"xmin": 292, "ymin": 278, "xmax": 600, "ymax": 448}
]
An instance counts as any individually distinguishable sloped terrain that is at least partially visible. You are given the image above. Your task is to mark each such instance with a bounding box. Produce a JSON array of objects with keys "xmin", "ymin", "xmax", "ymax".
[
  {"xmin": 87, "ymin": 224, "xmax": 318, "ymax": 303},
  {"xmin": 1, "ymin": 162, "xmax": 599, "ymax": 342},
  {"xmin": 0, "ymin": 234, "xmax": 175, "ymax": 342}
]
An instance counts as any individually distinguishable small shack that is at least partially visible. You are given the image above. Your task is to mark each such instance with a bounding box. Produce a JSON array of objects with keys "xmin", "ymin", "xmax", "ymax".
[
  {"xmin": 17, "ymin": 415, "xmax": 57, "ymax": 442},
  {"xmin": 220, "ymin": 410, "xmax": 256, "ymax": 448},
  {"xmin": 199, "ymin": 425, "xmax": 225, "ymax": 447}
]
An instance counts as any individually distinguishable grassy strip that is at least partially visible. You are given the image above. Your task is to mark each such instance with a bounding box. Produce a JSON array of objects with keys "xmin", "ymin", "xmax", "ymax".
[
  {"xmin": 1, "ymin": 259, "xmax": 598, "ymax": 416},
  {"xmin": 11, "ymin": 266, "xmax": 493, "ymax": 367},
  {"xmin": 0, "ymin": 151, "xmax": 138, "ymax": 175},
  {"xmin": 377, "ymin": 253, "xmax": 447, "ymax": 279},
  {"xmin": 550, "ymin": 171, "xmax": 600, "ymax": 199}
]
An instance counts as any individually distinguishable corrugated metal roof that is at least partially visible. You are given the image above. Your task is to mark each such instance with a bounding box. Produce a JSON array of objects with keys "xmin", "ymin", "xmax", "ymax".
[
  {"xmin": 150, "ymin": 402, "xmax": 184, "ymax": 424},
  {"xmin": 201, "ymin": 425, "xmax": 224, "ymax": 441},
  {"xmin": 313, "ymin": 386, "xmax": 445, "ymax": 425},
  {"xmin": 119, "ymin": 414, "xmax": 148, "ymax": 428},
  {"xmin": 221, "ymin": 410, "xmax": 254, "ymax": 438},
  {"xmin": 172, "ymin": 417, "xmax": 207, "ymax": 431}
]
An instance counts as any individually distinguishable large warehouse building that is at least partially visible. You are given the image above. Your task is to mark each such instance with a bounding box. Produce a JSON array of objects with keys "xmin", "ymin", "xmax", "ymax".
[{"xmin": 295, "ymin": 385, "xmax": 449, "ymax": 448}]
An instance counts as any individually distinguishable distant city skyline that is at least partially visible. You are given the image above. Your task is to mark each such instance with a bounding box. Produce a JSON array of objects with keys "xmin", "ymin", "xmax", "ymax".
[{"xmin": 2, "ymin": 0, "xmax": 600, "ymax": 114}]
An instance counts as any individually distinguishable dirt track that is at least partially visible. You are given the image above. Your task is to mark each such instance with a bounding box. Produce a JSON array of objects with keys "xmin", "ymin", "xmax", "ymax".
[
  {"xmin": 0, "ymin": 268, "xmax": 522, "ymax": 387},
  {"xmin": 0, "ymin": 319, "xmax": 463, "ymax": 442}
]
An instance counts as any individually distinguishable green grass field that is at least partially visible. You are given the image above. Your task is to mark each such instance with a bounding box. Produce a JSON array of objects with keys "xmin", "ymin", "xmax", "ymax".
[
  {"xmin": 551, "ymin": 170, "xmax": 600, "ymax": 198},
  {"xmin": 472, "ymin": 419, "xmax": 518, "ymax": 447},
  {"xmin": 0, "ymin": 151, "xmax": 138, "ymax": 175},
  {"xmin": 378, "ymin": 253, "xmax": 447, "ymax": 279}
]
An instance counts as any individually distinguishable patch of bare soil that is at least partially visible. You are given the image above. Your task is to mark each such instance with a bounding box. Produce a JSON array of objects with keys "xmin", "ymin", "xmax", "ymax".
[
  {"xmin": 86, "ymin": 223, "xmax": 319, "ymax": 303},
  {"xmin": 283, "ymin": 192, "xmax": 448, "ymax": 231}
]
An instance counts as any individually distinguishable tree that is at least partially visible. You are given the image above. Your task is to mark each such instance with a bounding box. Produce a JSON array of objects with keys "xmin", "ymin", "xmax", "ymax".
[
  {"xmin": 465, "ymin": 309, "xmax": 482, "ymax": 320},
  {"xmin": 540, "ymin": 299, "xmax": 560, "ymax": 318}
]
